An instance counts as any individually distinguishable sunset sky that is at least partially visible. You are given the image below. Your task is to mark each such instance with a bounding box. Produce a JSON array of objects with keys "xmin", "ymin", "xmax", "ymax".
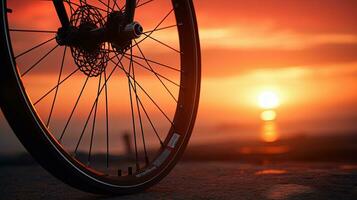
[
  {"xmin": 1, "ymin": 0, "xmax": 357, "ymax": 154},
  {"xmin": 194, "ymin": 0, "xmax": 357, "ymax": 143}
]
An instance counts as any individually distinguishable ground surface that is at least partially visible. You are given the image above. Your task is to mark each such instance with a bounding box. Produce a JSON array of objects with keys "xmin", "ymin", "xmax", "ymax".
[{"xmin": 0, "ymin": 162, "xmax": 357, "ymax": 200}]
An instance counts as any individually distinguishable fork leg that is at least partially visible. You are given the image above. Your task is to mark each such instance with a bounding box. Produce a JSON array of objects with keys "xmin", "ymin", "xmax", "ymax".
[
  {"xmin": 125, "ymin": 0, "xmax": 136, "ymax": 24},
  {"xmin": 53, "ymin": 0, "xmax": 70, "ymax": 28}
]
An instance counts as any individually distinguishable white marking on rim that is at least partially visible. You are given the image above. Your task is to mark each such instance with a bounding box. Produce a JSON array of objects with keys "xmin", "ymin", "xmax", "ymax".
[
  {"xmin": 168, "ymin": 133, "xmax": 180, "ymax": 148},
  {"xmin": 153, "ymin": 149, "xmax": 171, "ymax": 167}
]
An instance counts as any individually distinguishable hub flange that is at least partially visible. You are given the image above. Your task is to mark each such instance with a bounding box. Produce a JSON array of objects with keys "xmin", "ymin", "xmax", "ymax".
[{"xmin": 55, "ymin": 6, "xmax": 143, "ymax": 77}]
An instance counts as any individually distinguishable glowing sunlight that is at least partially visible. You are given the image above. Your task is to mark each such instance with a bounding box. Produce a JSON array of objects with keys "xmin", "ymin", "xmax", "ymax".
[{"xmin": 258, "ymin": 91, "xmax": 280, "ymax": 109}]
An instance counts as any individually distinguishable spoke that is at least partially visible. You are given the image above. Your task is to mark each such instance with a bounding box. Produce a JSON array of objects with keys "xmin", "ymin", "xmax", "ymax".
[
  {"xmin": 122, "ymin": 54, "xmax": 180, "ymax": 87},
  {"xmin": 104, "ymin": 70, "xmax": 110, "ymax": 169},
  {"xmin": 111, "ymin": 0, "xmax": 120, "ymax": 11},
  {"xmin": 46, "ymin": 47, "xmax": 67, "ymax": 127},
  {"xmin": 136, "ymin": 0, "xmax": 154, "ymax": 8},
  {"xmin": 97, "ymin": 0, "xmax": 114, "ymax": 12},
  {"xmin": 21, "ymin": 44, "xmax": 59, "ymax": 77},
  {"xmin": 112, "ymin": 58, "xmax": 174, "ymax": 125},
  {"xmin": 129, "ymin": 8, "xmax": 174, "ymax": 50},
  {"xmin": 107, "ymin": 0, "xmax": 111, "ymax": 13},
  {"xmin": 59, "ymin": 76, "xmax": 90, "ymax": 141},
  {"xmin": 68, "ymin": 0, "xmax": 75, "ymax": 14},
  {"xmin": 142, "ymin": 33, "xmax": 182, "ymax": 54},
  {"xmin": 75, "ymin": 55, "xmax": 124, "ymax": 153},
  {"xmin": 133, "ymin": 40, "xmax": 180, "ymax": 77},
  {"xmin": 34, "ymin": 68, "xmax": 79, "ymax": 105},
  {"xmin": 151, "ymin": 8, "xmax": 174, "ymax": 31},
  {"xmin": 129, "ymin": 80, "xmax": 164, "ymax": 146},
  {"xmin": 15, "ymin": 37, "xmax": 56, "ymax": 59},
  {"xmin": 88, "ymin": 74, "xmax": 102, "ymax": 165},
  {"xmin": 123, "ymin": 56, "xmax": 164, "ymax": 146},
  {"xmin": 130, "ymin": 47, "xmax": 149, "ymax": 165},
  {"xmin": 102, "ymin": 50, "xmax": 181, "ymax": 81},
  {"xmin": 78, "ymin": 0, "xmax": 84, "ymax": 6},
  {"xmin": 127, "ymin": 50, "xmax": 140, "ymax": 170},
  {"xmin": 143, "ymin": 24, "xmax": 180, "ymax": 34},
  {"xmin": 134, "ymin": 41, "xmax": 178, "ymax": 102},
  {"xmin": 121, "ymin": 52, "xmax": 181, "ymax": 72},
  {"xmin": 9, "ymin": 29, "xmax": 57, "ymax": 34},
  {"xmin": 106, "ymin": 37, "xmax": 165, "ymax": 146}
]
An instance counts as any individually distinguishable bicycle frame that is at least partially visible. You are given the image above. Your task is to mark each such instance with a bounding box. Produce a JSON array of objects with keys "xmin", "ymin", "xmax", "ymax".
[{"xmin": 52, "ymin": 0, "xmax": 136, "ymax": 29}]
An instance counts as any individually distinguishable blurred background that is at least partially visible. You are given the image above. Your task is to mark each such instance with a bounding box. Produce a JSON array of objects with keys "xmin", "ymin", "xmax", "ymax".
[{"xmin": 1, "ymin": 0, "xmax": 357, "ymax": 163}]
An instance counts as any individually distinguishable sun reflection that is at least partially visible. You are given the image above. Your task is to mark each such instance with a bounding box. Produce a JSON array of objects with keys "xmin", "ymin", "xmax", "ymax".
[
  {"xmin": 262, "ymin": 122, "xmax": 279, "ymax": 142},
  {"xmin": 255, "ymin": 169, "xmax": 288, "ymax": 175},
  {"xmin": 257, "ymin": 90, "xmax": 280, "ymax": 142},
  {"xmin": 261, "ymin": 110, "xmax": 277, "ymax": 121}
]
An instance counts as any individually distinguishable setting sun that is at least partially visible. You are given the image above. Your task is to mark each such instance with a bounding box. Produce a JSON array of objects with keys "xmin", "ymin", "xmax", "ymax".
[{"xmin": 258, "ymin": 91, "xmax": 280, "ymax": 109}]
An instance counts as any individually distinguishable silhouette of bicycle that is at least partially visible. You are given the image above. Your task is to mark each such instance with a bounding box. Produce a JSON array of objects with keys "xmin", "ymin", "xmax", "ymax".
[{"xmin": 0, "ymin": 0, "xmax": 200, "ymax": 194}]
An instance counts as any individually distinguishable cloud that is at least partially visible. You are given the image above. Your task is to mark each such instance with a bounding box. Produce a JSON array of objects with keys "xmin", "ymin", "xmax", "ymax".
[
  {"xmin": 202, "ymin": 43, "xmax": 357, "ymax": 77},
  {"xmin": 199, "ymin": 26, "xmax": 357, "ymax": 50},
  {"xmin": 195, "ymin": 0, "xmax": 357, "ymax": 34}
]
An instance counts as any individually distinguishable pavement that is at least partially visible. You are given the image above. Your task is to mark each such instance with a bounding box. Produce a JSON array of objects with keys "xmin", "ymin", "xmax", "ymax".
[{"xmin": 0, "ymin": 162, "xmax": 357, "ymax": 200}]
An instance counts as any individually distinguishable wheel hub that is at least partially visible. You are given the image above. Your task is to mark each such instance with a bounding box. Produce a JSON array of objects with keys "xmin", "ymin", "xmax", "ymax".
[
  {"xmin": 55, "ymin": 5, "xmax": 144, "ymax": 77},
  {"xmin": 106, "ymin": 11, "xmax": 132, "ymax": 52}
]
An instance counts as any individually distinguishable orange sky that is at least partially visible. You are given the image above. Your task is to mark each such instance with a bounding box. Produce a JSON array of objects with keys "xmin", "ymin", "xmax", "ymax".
[
  {"xmin": 1, "ymin": 0, "xmax": 357, "ymax": 153},
  {"xmin": 194, "ymin": 0, "xmax": 357, "ymax": 143}
]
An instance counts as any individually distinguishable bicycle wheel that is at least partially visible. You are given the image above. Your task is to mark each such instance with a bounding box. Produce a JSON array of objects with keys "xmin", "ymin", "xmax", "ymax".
[{"xmin": 0, "ymin": 0, "xmax": 200, "ymax": 194}]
